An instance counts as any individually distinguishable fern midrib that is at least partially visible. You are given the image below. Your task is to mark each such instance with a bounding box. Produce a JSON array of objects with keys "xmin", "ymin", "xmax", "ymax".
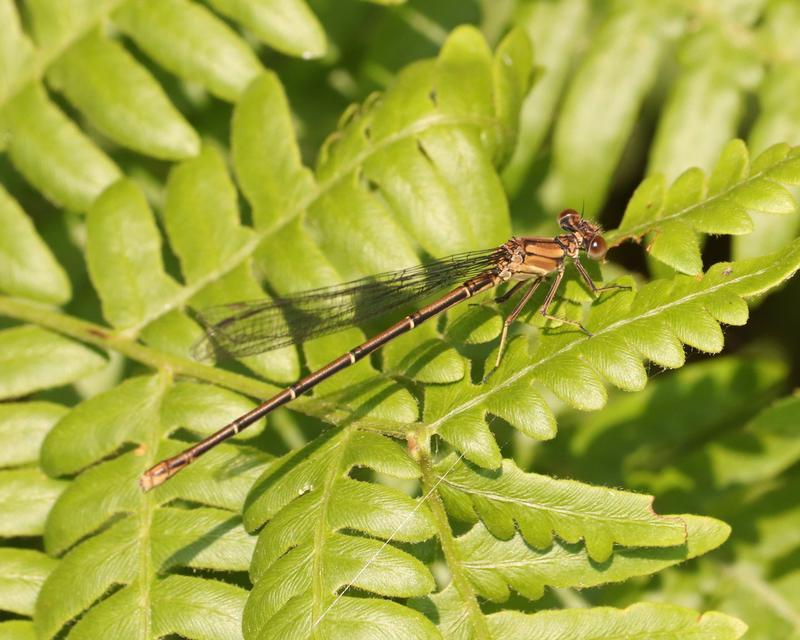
[
  {"xmin": 310, "ymin": 430, "xmax": 350, "ymax": 636},
  {"xmin": 126, "ymin": 112, "xmax": 507, "ymax": 335},
  {"xmin": 420, "ymin": 447, "xmax": 492, "ymax": 639},
  {"xmin": 605, "ymin": 152, "xmax": 796, "ymax": 245},
  {"xmin": 424, "ymin": 257, "xmax": 793, "ymax": 434},
  {"xmin": 134, "ymin": 371, "xmax": 171, "ymax": 639}
]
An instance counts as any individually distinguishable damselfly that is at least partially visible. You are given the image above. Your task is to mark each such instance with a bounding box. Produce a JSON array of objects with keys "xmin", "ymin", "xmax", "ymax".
[{"xmin": 140, "ymin": 209, "xmax": 626, "ymax": 490}]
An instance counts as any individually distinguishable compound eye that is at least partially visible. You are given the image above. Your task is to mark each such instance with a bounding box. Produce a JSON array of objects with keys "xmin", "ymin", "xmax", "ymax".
[
  {"xmin": 587, "ymin": 236, "xmax": 607, "ymax": 260},
  {"xmin": 558, "ymin": 209, "xmax": 580, "ymax": 231}
]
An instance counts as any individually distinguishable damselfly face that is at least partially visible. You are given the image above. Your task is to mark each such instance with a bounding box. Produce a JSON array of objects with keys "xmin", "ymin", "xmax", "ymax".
[{"xmin": 557, "ymin": 208, "xmax": 607, "ymax": 261}]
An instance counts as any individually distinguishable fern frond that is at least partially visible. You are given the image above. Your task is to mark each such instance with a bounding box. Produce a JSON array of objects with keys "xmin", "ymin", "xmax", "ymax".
[
  {"xmin": 647, "ymin": 27, "xmax": 759, "ymax": 184},
  {"xmin": 86, "ymin": 181, "xmax": 184, "ymax": 329},
  {"xmin": 425, "ymin": 240, "xmax": 800, "ymax": 468},
  {"xmin": 46, "ymin": 28, "xmax": 199, "ymax": 159},
  {"xmin": 242, "ymin": 427, "xmax": 437, "ymax": 638},
  {"xmin": 551, "ymin": 359, "xmax": 800, "ymax": 637},
  {"xmin": 33, "ymin": 373, "xmax": 271, "ymax": 638},
  {"xmin": 635, "ymin": 393, "xmax": 800, "ymax": 500},
  {"xmin": 608, "ymin": 141, "xmax": 799, "ymax": 274},
  {"xmin": 712, "ymin": 392, "xmax": 800, "ymax": 486},
  {"xmin": 36, "ymin": 510, "xmax": 252, "ymax": 639},
  {"xmin": 415, "ymin": 588, "xmax": 747, "ymax": 640},
  {"xmin": 0, "ymin": 327, "xmax": 98, "ymax": 632},
  {"xmin": 0, "ymin": 0, "xmax": 327, "ymax": 210},
  {"xmin": 435, "ymin": 455, "xmax": 686, "ymax": 563},
  {"xmin": 0, "ymin": 325, "xmax": 105, "ymax": 400},
  {"xmin": 1, "ymin": 81, "xmax": 121, "ymax": 210},
  {"xmin": 0, "ymin": 620, "xmax": 37, "ymax": 639},
  {"xmin": 503, "ymin": 0, "xmax": 588, "ymax": 195},
  {"xmin": 454, "ymin": 515, "xmax": 726, "ymax": 603}
]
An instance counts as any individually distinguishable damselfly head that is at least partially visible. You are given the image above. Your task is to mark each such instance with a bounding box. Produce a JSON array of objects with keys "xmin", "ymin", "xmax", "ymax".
[{"xmin": 557, "ymin": 209, "xmax": 606, "ymax": 260}]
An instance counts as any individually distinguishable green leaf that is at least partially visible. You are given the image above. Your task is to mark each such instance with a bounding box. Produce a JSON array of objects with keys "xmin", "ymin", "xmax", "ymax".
[
  {"xmin": 0, "ymin": 325, "xmax": 105, "ymax": 400},
  {"xmin": 413, "ymin": 580, "xmax": 746, "ymax": 639},
  {"xmin": 0, "ymin": 185, "xmax": 70, "ymax": 304},
  {"xmin": 612, "ymin": 142, "xmax": 800, "ymax": 274},
  {"xmin": 0, "ymin": 0, "xmax": 36, "ymax": 103},
  {"xmin": 24, "ymin": 0, "xmax": 118, "ymax": 49},
  {"xmin": 207, "ymin": 0, "xmax": 327, "ymax": 59},
  {"xmin": 0, "ymin": 548, "xmax": 57, "ymax": 616},
  {"xmin": 436, "ymin": 456, "xmax": 686, "ymax": 563},
  {"xmin": 0, "ymin": 468, "xmax": 66, "ymax": 537},
  {"xmin": 0, "ymin": 402, "xmax": 67, "ymax": 468},
  {"xmin": 233, "ymin": 71, "xmax": 317, "ymax": 231},
  {"xmin": 40, "ymin": 375, "xmax": 164, "ymax": 477},
  {"xmin": 503, "ymin": 0, "xmax": 589, "ymax": 194},
  {"xmin": 382, "ymin": 321, "xmax": 466, "ymax": 384},
  {"xmin": 321, "ymin": 25, "xmax": 516, "ymax": 257},
  {"xmin": 542, "ymin": 4, "xmax": 675, "ymax": 212},
  {"xmin": 705, "ymin": 393, "xmax": 800, "ymax": 487},
  {"xmin": 740, "ymin": 1, "xmax": 800, "ymax": 259},
  {"xmin": 249, "ymin": 595, "xmax": 440, "ymax": 640},
  {"xmin": 4, "ymin": 9, "xmax": 794, "ymax": 637},
  {"xmin": 86, "ymin": 179, "xmax": 182, "ymax": 329},
  {"xmin": 457, "ymin": 515, "xmax": 727, "ymax": 602},
  {"xmin": 647, "ymin": 27, "xmax": 758, "ymax": 183},
  {"xmin": 567, "ymin": 354, "xmax": 787, "ymax": 489},
  {"xmin": 35, "ymin": 509, "xmax": 253, "ymax": 639},
  {"xmin": 487, "ymin": 602, "xmax": 747, "ymax": 639},
  {"xmin": 637, "ymin": 393, "xmax": 800, "ymax": 498},
  {"xmin": 257, "ymin": 222, "xmax": 420, "ymax": 425},
  {"xmin": 113, "ymin": 0, "xmax": 263, "ymax": 102},
  {"xmin": 47, "ymin": 29, "xmax": 199, "ymax": 159},
  {"xmin": 165, "ymin": 146, "xmax": 252, "ymax": 284},
  {"xmin": 0, "ymin": 621, "xmax": 36, "ymax": 640},
  {"xmin": 162, "ymin": 143, "xmax": 300, "ymax": 382},
  {"xmin": 1, "ymin": 83, "xmax": 120, "ymax": 210},
  {"xmin": 425, "ymin": 338, "xmax": 556, "ymax": 469}
]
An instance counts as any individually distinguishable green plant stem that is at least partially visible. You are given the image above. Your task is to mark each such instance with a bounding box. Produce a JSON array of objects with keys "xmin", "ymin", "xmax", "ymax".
[
  {"xmin": 418, "ymin": 438, "xmax": 491, "ymax": 639},
  {"xmin": 136, "ymin": 371, "xmax": 171, "ymax": 635},
  {"xmin": 0, "ymin": 295, "xmax": 407, "ymax": 434}
]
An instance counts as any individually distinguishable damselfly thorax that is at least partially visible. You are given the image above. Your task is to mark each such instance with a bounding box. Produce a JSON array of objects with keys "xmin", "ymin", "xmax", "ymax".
[{"xmin": 140, "ymin": 209, "xmax": 626, "ymax": 490}]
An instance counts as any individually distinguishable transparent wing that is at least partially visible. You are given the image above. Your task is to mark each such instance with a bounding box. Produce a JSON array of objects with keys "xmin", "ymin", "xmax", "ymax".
[{"xmin": 191, "ymin": 248, "xmax": 503, "ymax": 360}]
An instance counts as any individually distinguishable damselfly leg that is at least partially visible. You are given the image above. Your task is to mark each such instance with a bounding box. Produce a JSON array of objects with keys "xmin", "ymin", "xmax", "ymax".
[{"xmin": 486, "ymin": 255, "xmax": 630, "ymax": 381}]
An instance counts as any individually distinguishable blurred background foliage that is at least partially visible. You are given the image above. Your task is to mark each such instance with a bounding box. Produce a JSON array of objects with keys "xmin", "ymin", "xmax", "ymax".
[{"xmin": 1, "ymin": 0, "xmax": 800, "ymax": 639}]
